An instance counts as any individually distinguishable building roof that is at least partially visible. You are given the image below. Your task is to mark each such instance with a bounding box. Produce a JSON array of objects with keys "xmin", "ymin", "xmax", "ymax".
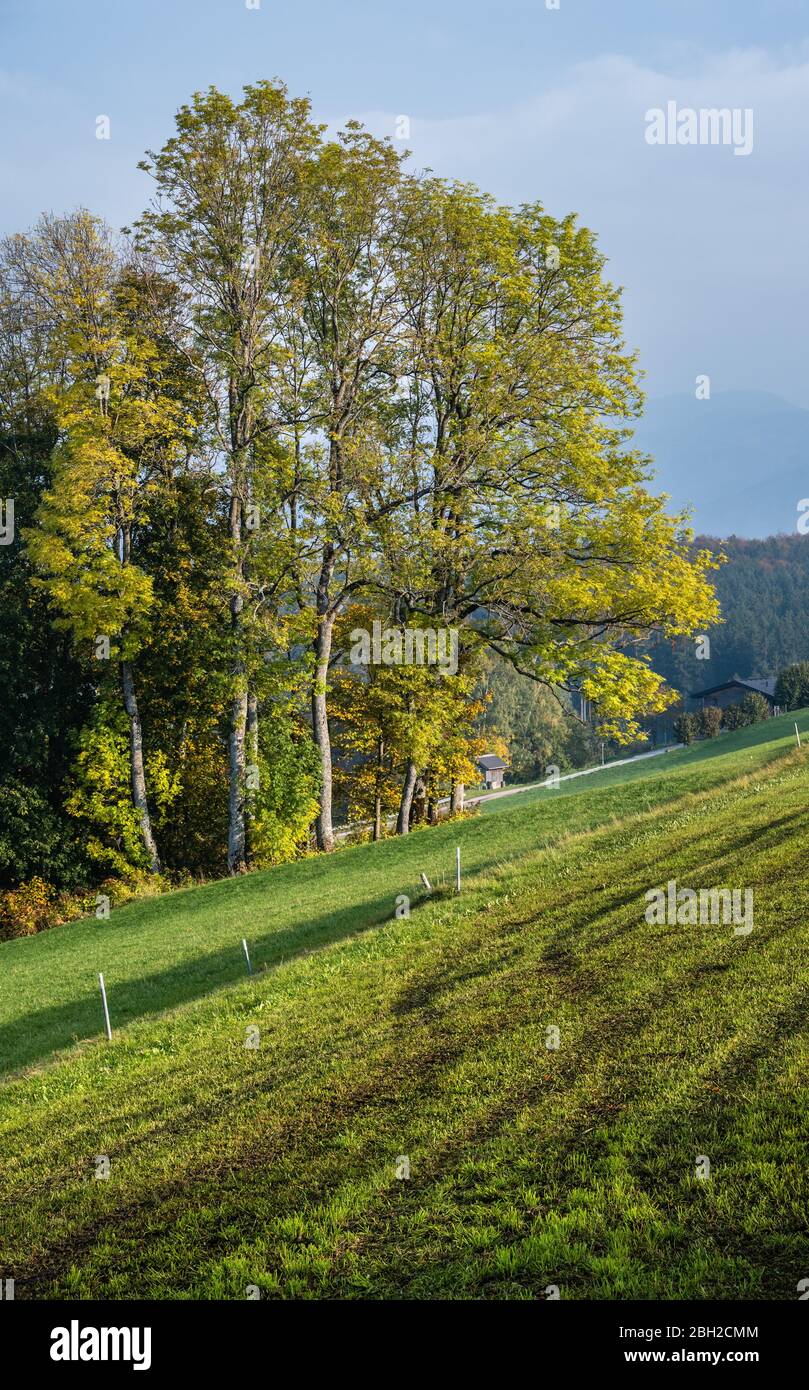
[
  {"xmin": 477, "ymin": 753, "xmax": 507, "ymax": 770},
  {"xmin": 690, "ymin": 676, "xmax": 776, "ymax": 700}
]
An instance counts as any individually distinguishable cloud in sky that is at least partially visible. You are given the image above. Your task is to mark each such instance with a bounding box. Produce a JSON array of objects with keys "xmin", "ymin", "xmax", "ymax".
[
  {"xmin": 1, "ymin": 40, "xmax": 806, "ymax": 406},
  {"xmin": 348, "ymin": 46, "xmax": 809, "ymax": 406}
]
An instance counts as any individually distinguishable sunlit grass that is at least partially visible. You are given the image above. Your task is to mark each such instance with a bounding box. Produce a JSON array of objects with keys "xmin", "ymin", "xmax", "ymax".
[{"xmin": 1, "ymin": 711, "xmax": 808, "ymax": 1299}]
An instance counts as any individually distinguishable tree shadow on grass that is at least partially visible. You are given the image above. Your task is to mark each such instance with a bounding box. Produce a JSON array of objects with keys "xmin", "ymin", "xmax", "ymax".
[
  {"xmin": 5, "ymin": 749, "xmax": 802, "ymax": 1080},
  {"xmin": 0, "ymin": 889, "xmax": 408, "ymax": 1078}
]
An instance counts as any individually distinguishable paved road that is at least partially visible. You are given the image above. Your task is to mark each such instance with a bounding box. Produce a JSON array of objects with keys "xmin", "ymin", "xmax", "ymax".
[{"xmin": 464, "ymin": 743, "xmax": 684, "ymax": 808}]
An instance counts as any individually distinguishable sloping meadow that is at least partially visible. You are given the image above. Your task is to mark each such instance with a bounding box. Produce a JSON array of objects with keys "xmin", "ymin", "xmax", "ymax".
[{"xmin": 1, "ymin": 718, "xmax": 808, "ymax": 1298}]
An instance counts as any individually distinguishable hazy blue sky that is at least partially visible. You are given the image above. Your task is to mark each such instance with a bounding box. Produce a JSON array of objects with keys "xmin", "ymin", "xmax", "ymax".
[{"xmin": 2, "ymin": 0, "xmax": 807, "ymax": 405}]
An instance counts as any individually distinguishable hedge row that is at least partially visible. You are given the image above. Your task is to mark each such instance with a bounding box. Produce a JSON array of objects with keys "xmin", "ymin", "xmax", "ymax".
[{"xmin": 674, "ymin": 691, "xmax": 771, "ymax": 746}]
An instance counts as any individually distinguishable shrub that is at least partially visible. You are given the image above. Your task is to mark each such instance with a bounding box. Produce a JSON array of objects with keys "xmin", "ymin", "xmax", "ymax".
[
  {"xmin": 0, "ymin": 877, "xmax": 58, "ymax": 939},
  {"xmin": 698, "ymin": 706, "xmax": 723, "ymax": 739},
  {"xmin": 0, "ymin": 872, "xmax": 169, "ymax": 941},
  {"xmin": 739, "ymin": 691, "xmax": 771, "ymax": 727},
  {"xmin": 64, "ymin": 713, "xmax": 157, "ymax": 877},
  {"xmin": 673, "ymin": 712, "xmax": 699, "ymax": 745},
  {"xmin": 95, "ymin": 872, "xmax": 169, "ymax": 911},
  {"xmin": 721, "ymin": 692, "xmax": 770, "ymax": 731}
]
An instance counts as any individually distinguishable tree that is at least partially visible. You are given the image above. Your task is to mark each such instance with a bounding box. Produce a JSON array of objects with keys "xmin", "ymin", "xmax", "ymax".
[
  {"xmin": 385, "ymin": 179, "xmax": 719, "ymax": 743},
  {"xmin": 63, "ymin": 701, "xmax": 178, "ymax": 877},
  {"xmin": 274, "ymin": 125, "xmax": 411, "ymax": 850},
  {"xmin": 331, "ymin": 607, "xmax": 484, "ymax": 836},
  {"xmin": 0, "ymin": 78, "xmax": 727, "ymax": 910},
  {"xmin": 0, "ymin": 279, "xmax": 92, "ymax": 888},
  {"xmin": 387, "ymin": 660, "xmax": 484, "ymax": 835},
  {"xmin": 135, "ymin": 80, "xmax": 321, "ymax": 873},
  {"xmin": 14, "ymin": 213, "xmax": 185, "ymax": 873},
  {"xmin": 775, "ymin": 662, "xmax": 809, "ymax": 712}
]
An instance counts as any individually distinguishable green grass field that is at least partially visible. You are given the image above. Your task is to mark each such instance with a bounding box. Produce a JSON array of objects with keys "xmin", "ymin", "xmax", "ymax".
[{"xmin": 2, "ymin": 711, "xmax": 809, "ymax": 1299}]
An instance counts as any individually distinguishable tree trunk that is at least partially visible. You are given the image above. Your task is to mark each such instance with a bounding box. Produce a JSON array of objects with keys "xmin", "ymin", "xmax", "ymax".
[
  {"xmin": 246, "ymin": 692, "xmax": 258, "ymax": 767},
  {"xmin": 373, "ymin": 736, "xmax": 384, "ymax": 841},
  {"xmin": 397, "ymin": 760, "xmax": 419, "ymax": 835},
  {"xmin": 312, "ymin": 611, "xmax": 335, "ymax": 852},
  {"xmin": 227, "ymin": 482, "xmax": 248, "ymax": 875},
  {"xmin": 244, "ymin": 691, "xmax": 258, "ymax": 863},
  {"xmin": 120, "ymin": 660, "xmax": 160, "ymax": 873},
  {"xmin": 227, "ymin": 688, "xmax": 248, "ymax": 874},
  {"xmin": 450, "ymin": 781, "xmax": 464, "ymax": 815},
  {"xmin": 411, "ymin": 776, "xmax": 427, "ymax": 827}
]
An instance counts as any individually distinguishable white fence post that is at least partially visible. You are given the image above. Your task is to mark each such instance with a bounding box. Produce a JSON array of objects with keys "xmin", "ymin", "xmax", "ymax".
[{"xmin": 98, "ymin": 973, "xmax": 112, "ymax": 1041}]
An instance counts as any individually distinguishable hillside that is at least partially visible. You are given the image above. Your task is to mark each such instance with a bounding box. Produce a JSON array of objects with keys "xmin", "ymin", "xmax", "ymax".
[
  {"xmin": 647, "ymin": 533, "xmax": 809, "ymax": 707},
  {"xmin": 2, "ymin": 713, "xmax": 809, "ymax": 1299}
]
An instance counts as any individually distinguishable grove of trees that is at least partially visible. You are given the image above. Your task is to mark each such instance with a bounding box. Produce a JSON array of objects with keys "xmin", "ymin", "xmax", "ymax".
[{"xmin": 0, "ymin": 80, "xmax": 719, "ymax": 924}]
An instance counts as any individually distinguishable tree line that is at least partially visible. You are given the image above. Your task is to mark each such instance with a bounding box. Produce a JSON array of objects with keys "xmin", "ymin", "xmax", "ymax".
[{"xmin": 0, "ymin": 80, "xmax": 718, "ymax": 901}]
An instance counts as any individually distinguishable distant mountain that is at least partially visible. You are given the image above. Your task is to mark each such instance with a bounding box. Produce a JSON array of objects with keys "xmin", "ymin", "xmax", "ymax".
[{"xmin": 628, "ymin": 390, "xmax": 809, "ymax": 539}]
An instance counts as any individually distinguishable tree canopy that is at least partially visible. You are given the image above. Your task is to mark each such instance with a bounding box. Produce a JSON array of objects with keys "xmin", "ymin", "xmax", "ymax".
[{"xmin": 0, "ymin": 78, "xmax": 720, "ymax": 917}]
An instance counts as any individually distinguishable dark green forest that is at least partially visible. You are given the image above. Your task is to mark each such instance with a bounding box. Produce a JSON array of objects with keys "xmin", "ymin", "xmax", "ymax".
[
  {"xmin": 483, "ymin": 534, "xmax": 809, "ymax": 768},
  {"xmin": 648, "ymin": 534, "xmax": 809, "ymax": 701}
]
